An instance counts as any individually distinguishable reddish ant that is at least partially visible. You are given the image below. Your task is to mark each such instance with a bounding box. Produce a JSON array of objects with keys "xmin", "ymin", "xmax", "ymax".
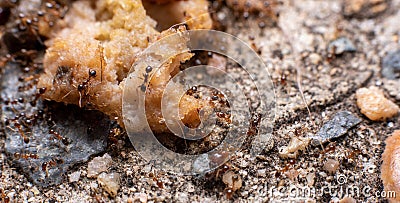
[
  {"xmin": 0, "ymin": 188, "xmax": 10, "ymax": 203},
  {"xmin": 148, "ymin": 172, "xmax": 164, "ymax": 189},
  {"xmin": 73, "ymin": 69, "xmax": 97, "ymax": 107},
  {"xmin": 49, "ymin": 129, "xmax": 69, "ymax": 145},
  {"xmin": 42, "ymin": 158, "xmax": 64, "ymax": 177},
  {"xmin": 13, "ymin": 152, "xmax": 39, "ymax": 159},
  {"xmin": 6, "ymin": 118, "xmax": 30, "ymax": 144}
]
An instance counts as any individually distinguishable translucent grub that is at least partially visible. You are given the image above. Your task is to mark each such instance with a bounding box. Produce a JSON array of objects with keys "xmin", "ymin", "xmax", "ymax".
[
  {"xmin": 381, "ymin": 130, "xmax": 400, "ymax": 202},
  {"xmin": 356, "ymin": 86, "xmax": 399, "ymax": 121},
  {"xmin": 279, "ymin": 136, "xmax": 311, "ymax": 159},
  {"xmin": 87, "ymin": 153, "xmax": 113, "ymax": 178},
  {"xmin": 97, "ymin": 172, "xmax": 121, "ymax": 197},
  {"xmin": 311, "ymin": 111, "xmax": 361, "ymax": 146}
]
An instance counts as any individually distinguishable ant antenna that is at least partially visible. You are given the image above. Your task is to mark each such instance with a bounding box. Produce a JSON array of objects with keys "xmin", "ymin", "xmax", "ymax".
[
  {"xmin": 98, "ymin": 42, "xmax": 104, "ymax": 82},
  {"xmin": 276, "ymin": 0, "xmax": 313, "ymax": 122}
]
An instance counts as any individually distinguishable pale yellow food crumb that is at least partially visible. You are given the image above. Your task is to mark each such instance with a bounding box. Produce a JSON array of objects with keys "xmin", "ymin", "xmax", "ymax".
[
  {"xmin": 381, "ymin": 130, "xmax": 400, "ymax": 203},
  {"xmin": 356, "ymin": 86, "xmax": 399, "ymax": 121}
]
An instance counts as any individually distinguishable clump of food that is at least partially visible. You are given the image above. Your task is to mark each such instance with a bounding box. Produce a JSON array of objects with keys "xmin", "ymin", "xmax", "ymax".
[
  {"xmin": 143, "ymin": 0, "xmax": 212, "ymax": 30},
  {"xmin": 356, "ymin": 86, "xmax": 399, "ymax": 121},
  {"xmin": 381, "ymin": 130, "xmax": 400, "ymax": 202},
  {"xmin": 38, "ymin": 0, "xmax": 212, "ymax": 133}
]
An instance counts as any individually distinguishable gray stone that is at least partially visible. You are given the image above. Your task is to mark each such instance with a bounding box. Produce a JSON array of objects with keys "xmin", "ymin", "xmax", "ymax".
[
  {"xmin": 311, "ymin": 111, "xmax": 361, "ymax": 146},
  {"xmin": 328, "ymin": 37, "xmax": 356, "ymax": 55},
  {"xmin": 1, "ymin": 65, "xmax": 110, "ymax": 187},
  {"xmin": 381, "ymin": 49, "xmax": 400, "ymax": 80}
]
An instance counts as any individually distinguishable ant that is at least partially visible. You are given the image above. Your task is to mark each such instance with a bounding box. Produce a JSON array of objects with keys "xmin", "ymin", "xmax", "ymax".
[
  {"xmin": 74, "ymin": 69, "xmax": 97, "ymax": 107},
  {"xmin": 148, "ymin": 171, "xmax": 164, "ymax": 189},
  {"xmin": 6, "ymin": 118, "xmax": 30, "ymax": 144},
  {"xmin": 13, "ymin": 152, "xmax": 39, "ymax": 159},
  {"xmin": 0, "ymin": 188, "xmax": 10, "ymax": 203},
  {"xmin": 49, "ymin": 129, "xmax": 69, "ymax": 145},
  {"xmin": 139, "ymin": 66, "xmax": 153, "ymax": 92},
  {"xmin": 42, "ymin": 158, "xmax": 64, "ymax": 177}
]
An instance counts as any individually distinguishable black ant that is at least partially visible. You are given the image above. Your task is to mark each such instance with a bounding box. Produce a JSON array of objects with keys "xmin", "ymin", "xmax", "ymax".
[
  {"xmin": 76, "ymin": 69, "xmax": 97, "ymax": 107},
  {"xmin": 139, "ymin": 66, "xmax": 153, "ymax": 92},
  {"xmin": 49, "ymin": 129, "xmax": 69, "ymax": 145}
]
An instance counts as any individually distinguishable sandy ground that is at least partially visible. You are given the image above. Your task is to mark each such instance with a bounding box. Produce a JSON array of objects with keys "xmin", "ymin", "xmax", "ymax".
[{"xmin": 1, "ymin": 0, "xmax": 400, "ymax": 202}]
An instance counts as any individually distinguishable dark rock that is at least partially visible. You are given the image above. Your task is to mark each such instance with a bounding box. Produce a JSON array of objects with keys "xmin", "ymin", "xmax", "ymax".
[
  {"xmin": 381, "ymin": 49, "xmax": 400, "ymax": 80},
  {"xmin": 311, "ymin": 111, "xmax": 362, "ymax": 146},
  {"xmin": 1, "ymin": 64, "xmax": 110, "ymax": 187}
]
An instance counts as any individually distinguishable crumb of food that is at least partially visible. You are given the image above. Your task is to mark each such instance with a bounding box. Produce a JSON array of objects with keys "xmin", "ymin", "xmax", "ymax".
[
  {"xmin": 143, "ymin": 0, "xmax": 212, "ymax": 30},
  {"xmin": 38, "ymin": 0, "xmax": 212, "ymax": 132},
  {"xmin": 356, "ymin": 86, "xmax": 399, "ymax": 121},
  {"xmin": 323, "ymin": 159, "xmax": 340, "ymax": 174},
  {"xmin": 279, "ymin": 136, "xmax": 311, "ymax": 159},
  {"xmin": 97, "ymin": 172, "xmax": 120, "ymax": 197},
  {"xmin": 381, "ymin": 130, "xmax": 400, "ymax": 202}
]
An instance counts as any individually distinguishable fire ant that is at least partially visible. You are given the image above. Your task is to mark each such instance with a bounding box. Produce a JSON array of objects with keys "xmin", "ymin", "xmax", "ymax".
[
  {"xmin": 6, "ymin": 118, "xmax": 30, "ymax": 144},
  {"xmin": 13, "ymin": 152, "xmax": 39, "ymax": 159},
  {"xmin": 49, "ymin": 129, "xmax": 69, "ymax": 145},
  {"xmin": 139, "ymin": 66, "xmax": 153, "ymax": 92},
  {"xmin": 275, "ymin": 159, "xmax": 296, "ymax": 178},
  {"xmin": 148, "ymin": 171, "xmax": 164, "ymax": 189},
  {"xmin": 42, "ymin": 158, "xmax": 64, "ymax": 177},
  {"xmin": 30, "ymin": 87, "xmax": 47, "ymax": 106},
  {"xmin": 0, "ymin": 188, "xmax": 10, "ymax": 203}
]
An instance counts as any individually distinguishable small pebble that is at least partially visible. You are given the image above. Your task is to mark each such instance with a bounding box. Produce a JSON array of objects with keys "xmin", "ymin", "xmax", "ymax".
[
  {"xmin": 309, "ymin": 53, "xmax": 322, "ymax": 65},
  {"xmin": 69, "ymin": 171, "xmax": 81, "ymax": 183},
  {"xmin": 327, "ymin": 37, "xmax": 356, "ymax": 55},
  {"xmin": 339, "ymin": 196, "xmax": 357, "ymax": 203},
  {"xmin": 356, "ymin": 86, "xmax": 399, "ymax": 121},
  {"xmin": 97, "ymin": 172, "xmax": 120, "ymax": 197},
  {"xmin": 311, "ymin": 111, "xmax": 361, "ymax": 146},
  {"xmin": 381, "ymin": 49, "xmax": 400, "ymax": 80},
  {"xmin": 323, "ymin": 159, "xmax": 340, "ymax": 174}
]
